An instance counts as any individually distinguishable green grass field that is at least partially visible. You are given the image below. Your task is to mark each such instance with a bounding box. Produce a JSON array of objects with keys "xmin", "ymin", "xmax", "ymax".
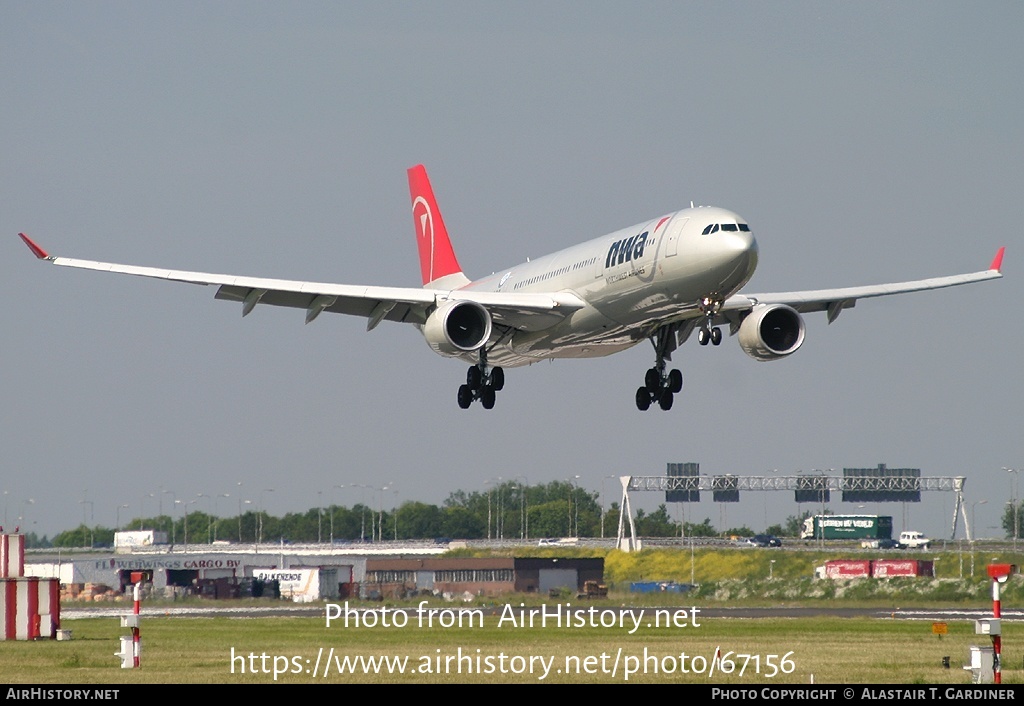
[
  {"xmin": 1, "ymin": 607, "xmax": 1015, "ymax": 684},
  {"xmin": 5, "ymin": 546, "xmax": 1020, "ymax": 684}
]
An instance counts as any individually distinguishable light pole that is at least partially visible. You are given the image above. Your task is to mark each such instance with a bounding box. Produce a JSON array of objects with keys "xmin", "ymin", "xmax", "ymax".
[
  {"xmin": 516, "ymin": 476, "xmax": 529, "ymax": 540},
  {"xmin": 317, "ymin": 490, "xmax": 323, "ymax": 544},
  {"xmin": 392, "ymin": 488, "xmax": 399, "ymax": 541},
  {"xmin": 971, "ymin": 500, "xmax": 988, "ymax": 543},
  {"xmin": 196, "ymin": 494, "xmax": 211, "ymax": 544},
  {"xmin": 236, "ymin": 481, "xmax": 244, "ymax": 542},
  {"xmin": 116, "ymin": 504, "xmax": 130, "ymax": 532},
  {"xmin": 259, "ymin": 489, "xmax": 274, "ymax": 545},
  {"xmin": 568, "ymin": 475, "xmax": 580, "ymax": 537},
  {"xmin": 215, "ymin": 493, "xmax": 230, "ymax": 542},
  {"xmin": 971, "ymin": 500, "xmax": 987, "ymax": 578},
  {"xmin": 172, "ymin": 499, "xmax": 181, "ymax": 545},
  {"xmin": 332, "ymin": 484, "xmax": 346, "ymax": 544},
  {"xmin": 601, "ymin": 474, "xmax": 618, "ymax": 539},
  {"xmin": 485, "ymin": 480, "xmax": 494, "ymax": 540},
  {"xmin": 354, "ymin": 484, "xmax": 369, "ymax": 541},
  {"xmin": 183, "ymin": 499, "xmax": 199, "ymax": 545},
  {"xmin": 162, "ymin": 490, "xmax": 176, "ymax": 537},
  {"xmin": 374, "ymin": 484, "xmax": 390, "ymax": 542},
  {"xmin": 18, "ymin": 498, "xmax": 35, "ymax": 534},
  {"xmin": 1004, "ymin": 468, "xmax": 1020, "ymax": 551},
  {"xmin": 242, "ymin": 499, "xmax": 253, "ymax": 542},
  {"xmin": 140, "ymin": 493, "xmax": 153, "ymax": 530}
]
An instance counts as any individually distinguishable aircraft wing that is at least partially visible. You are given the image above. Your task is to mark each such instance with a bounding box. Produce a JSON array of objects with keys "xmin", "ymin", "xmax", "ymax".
[
  {"xmin": 720, "ymin": 247, "xmax": 1004, "ymax": 324},
  {"xmin": 18, "ymin": 234, "xmax": 586, "ymax": 330}
]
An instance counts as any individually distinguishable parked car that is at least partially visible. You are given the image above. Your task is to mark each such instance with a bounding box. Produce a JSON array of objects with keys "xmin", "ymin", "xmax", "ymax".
[{"xmin": 747, "ymin": 534, "xmax": 782, "ymax": 547}]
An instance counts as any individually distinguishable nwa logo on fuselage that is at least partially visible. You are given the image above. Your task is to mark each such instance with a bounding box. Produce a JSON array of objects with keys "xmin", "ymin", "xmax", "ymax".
[{"xmin": 605, "ymin": 231, "xmax": 649, "ymax": 269}]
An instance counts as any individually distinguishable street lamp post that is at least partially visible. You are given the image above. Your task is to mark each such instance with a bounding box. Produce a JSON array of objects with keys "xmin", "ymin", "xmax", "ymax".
[
  {"xmin": 258, "ymin": 489, "xmax": 274, "ymax": 545},
  {"xmin": 515, "ymin": 476, "xmax": 529, "ymax": 540},
  {"xmin": 1005, "ymin": 468, "xmax": 1020, "ymax": 551},
  {"xmin": 485, "ymin": 480, "xmax": 493, "ymax": 540},
  {"xmin": 375, "ymin": 484, "xmax": 390, "ymax": 542},
  {"xmin": 196, "ymin": 494, "xmax": 211, "ymax": 544},
  {"xmin": 116, "ymin": 504, "xmax": 130, "ymax": 532},
  {"xmin": 140, "ymin": 493, "xmax": 153, "ymax": 530},
  {"xmin": 183, "ymin": 499, "xmax": 199, "ymax": 545},
  {"xmin": 971, "ymin": 500, "xmax": 988, "ymax": 578},
  {"xmin": 215, "ymin": 493, "xmax": 230, "ymax": 542},
  {"xmin": 18, "ymin": 498, "xmax": 35, "ymax": 535},
  {"xmin": 568, "ymin": 475, "xmax": 580, "ymax": 538},
  {"xmin": 332, "ymin": 484, "xmax": 347, "ymax": 544},
  {"xmin": 162, "ymin": 490, "xmax": 176, "ymax": 538},
  {"xmin": 971, "ymin": 500, "xmax": 988, "ymax": 543},
  {"xmin": 393, "ymin": 489, "xmax": 399, "ymax": 541},
  {"xmin": 236, "ymin": 482, "xmax": 244, "ymax": 543}
]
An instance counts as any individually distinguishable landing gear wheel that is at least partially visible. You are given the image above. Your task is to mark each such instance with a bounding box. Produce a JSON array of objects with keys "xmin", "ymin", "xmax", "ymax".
[
  {"xmin": 710, "ymin": 327, "xmax": 722, "ymax": 345},
  {"xmin": 644, "ymin": 367, "xmax": 661, "ymax": 392},
  {"xmin": 480, "ymin": 386, "xmax": 496, "ymax": 409},
  {"xmin": 668, "ymin": 369, "xmax": 683, "ymax": 394},
  {"xmin": 457, "ymin": 384, "xmax": 473, "ymax": 409},
  {"xmin": 635, "ymin": 387, "xmax": 652, "ymax": 411},
  {"xmin": 490, "ymin": 367, "xmax": 505, "ymax": 391},
  {"xmin": 658, "ymin": 390, "xmax": 674, "ymax": 411},
  {"xmin": 698, "ymin": 327, "xmax": 710, "ymax": 346},
  {"xmin": 467, "ymin": 366, "xmax": 483, "ymax": 390}
]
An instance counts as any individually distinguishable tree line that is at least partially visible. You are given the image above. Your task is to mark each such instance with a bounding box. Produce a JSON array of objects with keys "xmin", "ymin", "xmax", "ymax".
[{"xmin": 39, "ymin": 480, "xmax": 812, "ymax": 548}]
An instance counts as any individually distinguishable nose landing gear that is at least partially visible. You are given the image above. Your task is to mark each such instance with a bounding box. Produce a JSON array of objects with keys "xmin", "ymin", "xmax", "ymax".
[{"xmin": 697, "ymin": 296, "xmax": 723, "ymax": 346}]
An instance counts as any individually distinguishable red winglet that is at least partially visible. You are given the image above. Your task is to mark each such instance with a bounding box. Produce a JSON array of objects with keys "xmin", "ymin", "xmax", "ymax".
[
  {"xmin": 990, "ymin": 246, "xmax": 1005, "ymax": 273},
  {"xmin": 19, "ymin": 233, "xmax": 50, "ymax": 259}
]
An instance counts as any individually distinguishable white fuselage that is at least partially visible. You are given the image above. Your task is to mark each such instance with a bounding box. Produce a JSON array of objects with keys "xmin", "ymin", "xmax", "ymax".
[{"xmin": 457, "ymin": 206, "xmax": 759, "ymax": 366}]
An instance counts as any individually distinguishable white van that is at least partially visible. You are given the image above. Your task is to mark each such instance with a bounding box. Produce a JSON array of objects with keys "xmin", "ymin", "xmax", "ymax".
[{"xmin": 899, "ymin": 531, "xmax": 930, "ymax": 549}]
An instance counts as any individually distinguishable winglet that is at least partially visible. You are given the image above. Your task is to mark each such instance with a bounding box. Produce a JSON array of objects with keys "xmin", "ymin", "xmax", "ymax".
[
  {"xmin": 990, "ymin": 246, "xmax": 1005, "ymax": 273},
  {"xmin": 19, "ymin": 233, "xmax": 50, "ymax": 259}
]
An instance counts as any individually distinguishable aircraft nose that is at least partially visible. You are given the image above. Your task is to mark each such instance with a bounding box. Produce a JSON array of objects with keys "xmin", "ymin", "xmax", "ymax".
[{"xmin": 720, "ymin": 230, "xmax": 758, "ymax": 282}]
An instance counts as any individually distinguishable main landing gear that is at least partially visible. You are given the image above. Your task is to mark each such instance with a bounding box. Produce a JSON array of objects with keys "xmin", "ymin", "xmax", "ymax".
[
  {"xmin": 635, "ymin": 297, "xmax": 724, "ymax": 411},
  {"xmin": 457, "ymin": 358, "xmax": 505, "ymax": 410},
  {"xmin": 635, "ymin": 324, "xmax": 683, "ymax": 411}
]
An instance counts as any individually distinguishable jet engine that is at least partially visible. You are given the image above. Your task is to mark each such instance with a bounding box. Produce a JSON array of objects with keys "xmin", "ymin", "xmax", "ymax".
[
  {"xmin": 737, "ymin": 303, "xmax": 805, "ymax": 361},
  {"xmin": 422, "ymin": 299, "xmax": 492, "ymax": 356}
]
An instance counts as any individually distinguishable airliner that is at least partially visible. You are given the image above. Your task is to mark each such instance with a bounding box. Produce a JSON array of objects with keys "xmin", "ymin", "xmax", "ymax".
[{"xmin": 19, "ymin": 164, "xmax": 1004, "ymax": 411}]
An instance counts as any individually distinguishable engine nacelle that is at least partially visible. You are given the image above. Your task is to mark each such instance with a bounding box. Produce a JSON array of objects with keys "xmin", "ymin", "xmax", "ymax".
[
  {"xmin": 737, "ymin": 303, "xmax": 805, "ymax": 361},
  {"xmin": 422, "ymin": 299, "xmax": 492, "ymax": 357}
]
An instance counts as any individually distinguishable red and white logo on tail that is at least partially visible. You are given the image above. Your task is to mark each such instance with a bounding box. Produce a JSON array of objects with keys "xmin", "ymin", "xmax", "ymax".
[{"xmin": 408, "ymin": 165, "xmax": 468, "ymax": 288}]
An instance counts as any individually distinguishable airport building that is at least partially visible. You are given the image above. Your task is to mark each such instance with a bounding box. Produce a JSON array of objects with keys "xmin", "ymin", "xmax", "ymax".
[{"xmin": 25, "ymin": 538, "xmax": 603, "ymax": 602}]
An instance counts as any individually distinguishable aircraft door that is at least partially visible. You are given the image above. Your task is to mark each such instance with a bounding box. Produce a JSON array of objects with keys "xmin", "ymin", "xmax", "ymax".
[{"xmin": 663, "ymin": 216, "xmax": 689, "ymax": 258}]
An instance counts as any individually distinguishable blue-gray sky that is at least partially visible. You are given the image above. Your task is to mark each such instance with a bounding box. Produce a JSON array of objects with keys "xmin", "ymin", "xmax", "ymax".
[{"xmin": 2, "ymin": 1, "xmax": 1021, "ymax": 540}]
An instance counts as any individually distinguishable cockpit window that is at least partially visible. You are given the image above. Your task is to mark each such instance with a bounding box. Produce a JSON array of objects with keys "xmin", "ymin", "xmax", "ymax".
[{"xmin": 702, "ymin": 222, "xmax": 750, "ymax": 234}]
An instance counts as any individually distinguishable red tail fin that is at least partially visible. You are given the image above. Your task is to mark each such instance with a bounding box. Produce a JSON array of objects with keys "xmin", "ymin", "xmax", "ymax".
[{"xmin": 408, "ymin": 165, "xmax": 465, "ymax": 286}]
